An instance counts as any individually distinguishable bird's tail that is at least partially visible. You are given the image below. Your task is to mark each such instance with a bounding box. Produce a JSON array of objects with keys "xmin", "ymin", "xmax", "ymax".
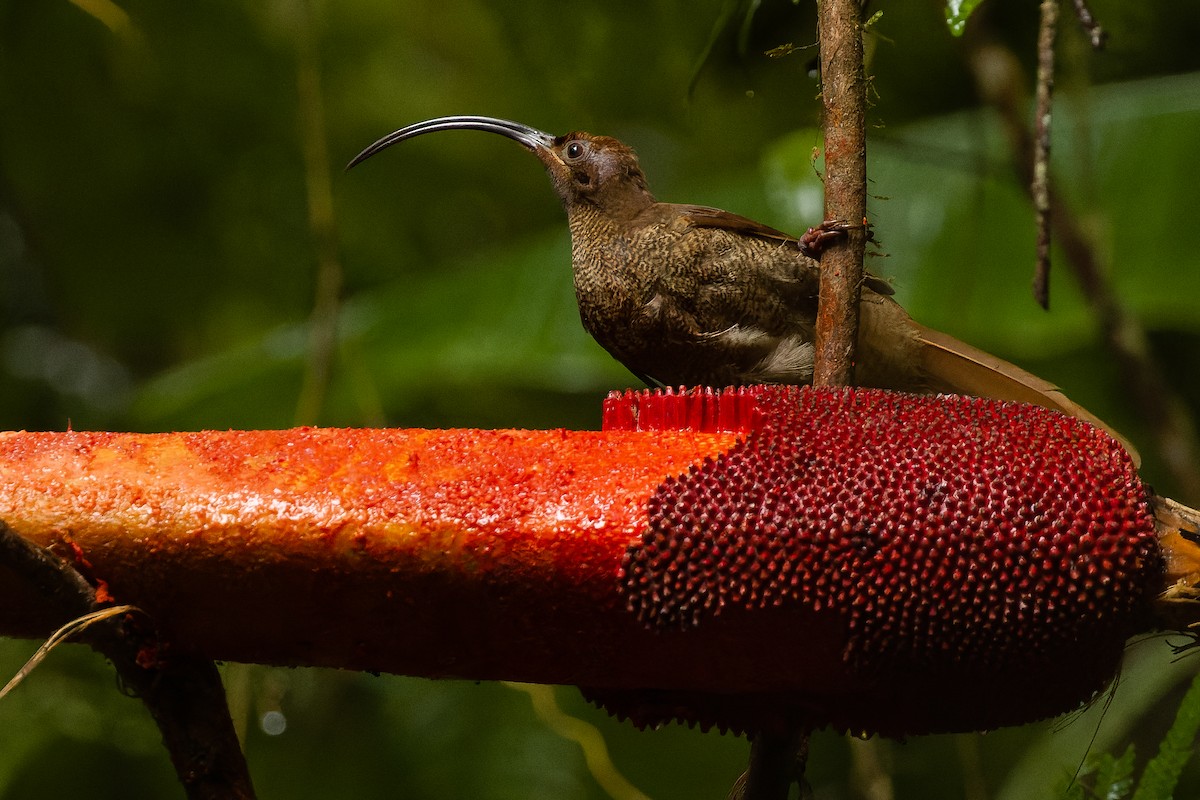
[{"xmin": 912, "ymin": 323, "xmax": 1140, "ymax": 463}]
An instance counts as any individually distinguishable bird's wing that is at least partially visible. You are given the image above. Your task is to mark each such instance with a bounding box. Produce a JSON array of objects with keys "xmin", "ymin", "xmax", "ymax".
[
  {"xmin": 675, "ymin": 204, "xmax": 801, "ymax": 243},
  {"xmin": 912, "ymin": 322, "xmax": 1140, "ymax": 464},
  {"xmin": 672, "ymin": 204, "xmax": 895, "ymax": 297}
]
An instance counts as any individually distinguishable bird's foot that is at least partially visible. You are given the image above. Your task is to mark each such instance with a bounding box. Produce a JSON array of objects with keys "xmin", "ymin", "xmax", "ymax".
[{"xmin": 798, "ymin": 218, "xmax": 872, "ymax": 259}]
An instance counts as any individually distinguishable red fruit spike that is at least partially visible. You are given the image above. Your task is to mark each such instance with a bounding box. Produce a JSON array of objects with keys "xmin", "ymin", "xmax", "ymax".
[
  {"xmin": 0, "ymin": 385, "xmax": 1184, "ymax": 739},
  {"xmin": 602, "ymin": 385, "xmax": 771, "ymax": 433},
  {"xmin": 603, "ymin": 385, "xmax": 1162, "ymax": 736}
]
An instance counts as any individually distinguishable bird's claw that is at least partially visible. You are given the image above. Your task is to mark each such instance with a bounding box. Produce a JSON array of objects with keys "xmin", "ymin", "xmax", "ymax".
[{"xmin": 798, "ymin": 218, "xmax": 873, "ymax": 259}]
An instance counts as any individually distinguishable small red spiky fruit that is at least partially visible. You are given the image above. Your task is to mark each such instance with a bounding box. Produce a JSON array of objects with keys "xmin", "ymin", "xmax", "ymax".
[{"xmin": 588, "ymin": 386, "xmax": 1164, "ymax": 736}]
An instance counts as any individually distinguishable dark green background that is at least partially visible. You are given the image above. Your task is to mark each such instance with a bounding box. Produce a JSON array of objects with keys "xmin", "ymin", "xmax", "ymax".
[{"xmin": 2, "ymin": 0, "xmax": 1199, "ymax": 797}]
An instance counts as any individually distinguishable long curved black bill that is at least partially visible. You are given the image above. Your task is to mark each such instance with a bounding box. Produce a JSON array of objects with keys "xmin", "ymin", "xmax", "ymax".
[{"xmin": 346, "ymin": 116, "xmax": 555, "ymax": 171}]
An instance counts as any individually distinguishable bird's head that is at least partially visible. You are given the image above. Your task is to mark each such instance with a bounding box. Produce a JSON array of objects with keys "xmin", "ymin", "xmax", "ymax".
[{"xmin": 348, "ymin": 116, "xmax": 656, "ymax": 221}]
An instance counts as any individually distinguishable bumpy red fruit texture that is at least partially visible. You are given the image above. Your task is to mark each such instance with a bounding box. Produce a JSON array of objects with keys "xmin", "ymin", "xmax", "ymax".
[{"xmin": 594, "ymin": 386, "xmax": 1162, "ymax": 736}]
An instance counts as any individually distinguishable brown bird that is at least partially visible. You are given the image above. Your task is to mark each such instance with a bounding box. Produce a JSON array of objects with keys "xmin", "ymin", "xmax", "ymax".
[{"xmin": 348, "ymin": 116, "xmax": 1127, "ymax": 444}]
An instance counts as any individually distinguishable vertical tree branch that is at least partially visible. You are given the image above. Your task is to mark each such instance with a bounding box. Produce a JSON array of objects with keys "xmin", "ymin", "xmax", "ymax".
[
  {"xmin": 1034, "ymin": 0, "xmax": 1109, "ymax": 308},
  {"xmin": 967, "ymin": 41, "xmax": 1200, "ymax": 500},
  {"xmin": 1071, "ymin": 0, "xmax": 1107, "ymax": 48},
  {"xmin": 812, "ymin": 0, "xmax": 869, "ymax": 388},
  {"xmin": 1031, "ymin": 0, "xmax": 1058, "ymax": 309},
  {"xmin": 736, "ymin": 2, "xmax": 872, "ymax": 797},
  {"xmin": 739, "ymin": 729, "xmax": 809, "ymax": 800}
]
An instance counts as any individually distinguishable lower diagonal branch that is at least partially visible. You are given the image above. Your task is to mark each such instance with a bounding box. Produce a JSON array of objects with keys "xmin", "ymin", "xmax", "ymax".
[{"xmin": 0, "ymin": 520, "xmax": 256, "ymax": 800}]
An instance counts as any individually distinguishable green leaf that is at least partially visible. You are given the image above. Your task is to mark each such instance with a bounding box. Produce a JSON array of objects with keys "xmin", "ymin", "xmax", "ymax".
[
  {"xmin": 1094, "ymin": 745, "xmax": 1137, "ymax": 800},
  {"xmin": 944, "ymin": 0, "xmax": 985, "ymax": 36},
  {"xmin": 1131, "ymin": 670, "xmax": 1200, "ymax": 800},
  {"xmin": 1058, "ymin": 744, "xmax": 1135, "ymax": 800}
]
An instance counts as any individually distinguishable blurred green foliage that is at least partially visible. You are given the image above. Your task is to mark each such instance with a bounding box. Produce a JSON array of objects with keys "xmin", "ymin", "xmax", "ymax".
[
  {"xmin": 1059, "ymin": 670, "xmax": 1200, "ymax": 800},
  {"xmin": 1, "ymin": 0, "xmax": 1199, "ymax": 798}
]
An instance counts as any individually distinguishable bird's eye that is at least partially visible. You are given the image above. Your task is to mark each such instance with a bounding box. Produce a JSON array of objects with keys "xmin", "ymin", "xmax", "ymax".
[{"xmin": 564, "ymin": 141, "xmax": 585, "ymax": 160}]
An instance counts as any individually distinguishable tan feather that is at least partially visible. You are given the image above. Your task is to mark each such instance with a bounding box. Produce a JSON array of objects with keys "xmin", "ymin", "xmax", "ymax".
[{"xmin": 913, "ymin": 323, "xmax": 1139, "ymax": 464}]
